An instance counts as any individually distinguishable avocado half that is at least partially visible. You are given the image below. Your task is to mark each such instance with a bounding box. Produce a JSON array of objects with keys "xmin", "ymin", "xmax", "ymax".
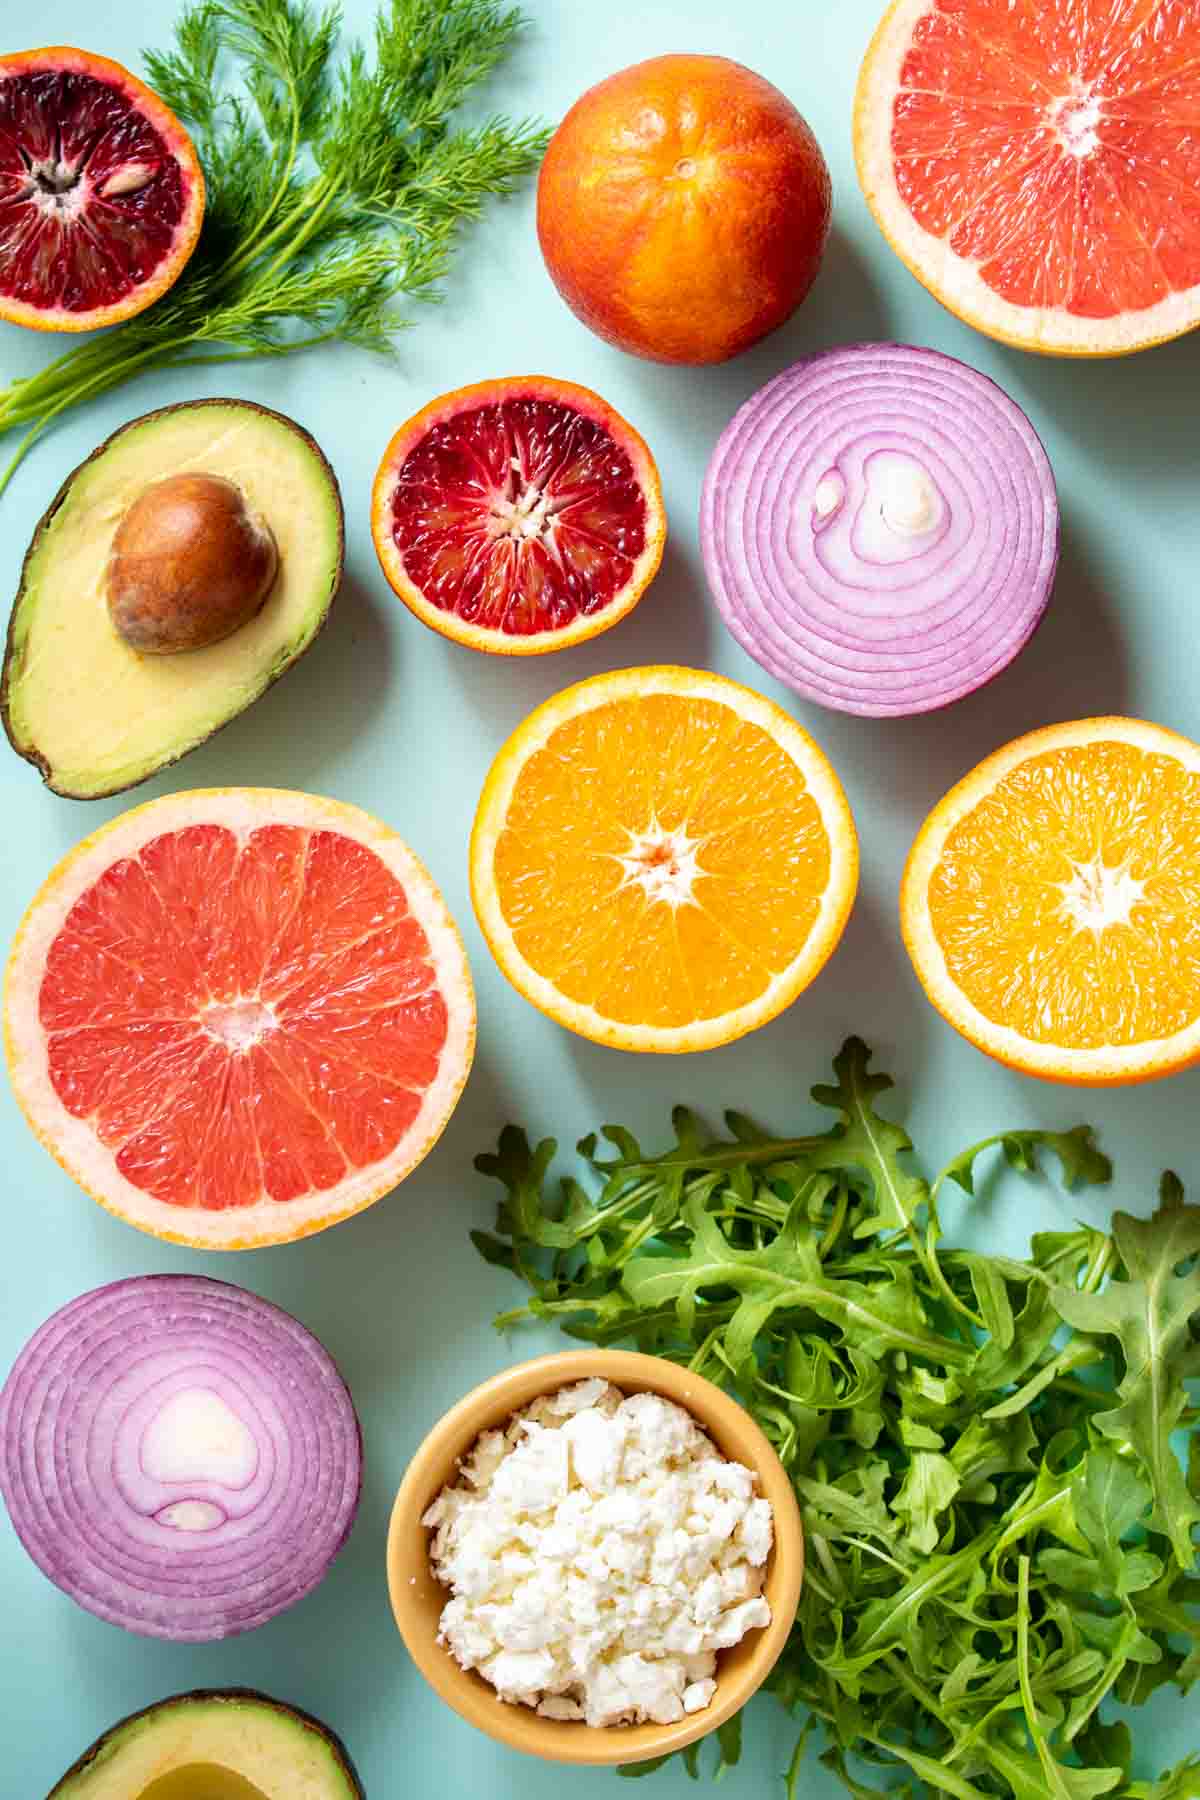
[
  {"xmin": 50, "ymin": 1688, "xmax": 364, "ymax": 1798},
  {"xmin": 2, "ymin": 398, "xmax": 344, "ymax": 799}
]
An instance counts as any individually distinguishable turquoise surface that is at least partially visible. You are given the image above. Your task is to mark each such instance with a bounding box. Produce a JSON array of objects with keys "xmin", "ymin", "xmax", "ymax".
[{"xmin": 1, "ymin": 0, "xmax": 1198, "ymax": 1792}]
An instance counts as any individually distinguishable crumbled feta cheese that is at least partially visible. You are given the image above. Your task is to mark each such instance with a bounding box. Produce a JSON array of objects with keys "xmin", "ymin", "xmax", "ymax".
[
  {"xmin": 683, "ymin": 1678, "xmax": 717, "ymax": 1714},
  {"xmin": 423, "ymin": 1380, "xmax": 774, "ymax": 1727}
]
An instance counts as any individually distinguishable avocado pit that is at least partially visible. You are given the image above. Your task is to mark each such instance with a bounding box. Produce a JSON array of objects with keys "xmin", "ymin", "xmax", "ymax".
[
  {"xmin": 106, "ymin": 472, "xmax": 279, "ymax": 654},
  {"xmin": 140, "ymin": 1767, "xmax": 268, "ymax": 1800}
]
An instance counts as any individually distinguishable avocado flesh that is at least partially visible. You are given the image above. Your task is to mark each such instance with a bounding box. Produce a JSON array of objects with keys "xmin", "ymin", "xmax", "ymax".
[
  {"xmin": 3, "ymin": 400, "xmax": 343, "ymax": 799},
  {"xmin": 51, "ymin": 1690, "xmax": 362, "ymax": 1800}
]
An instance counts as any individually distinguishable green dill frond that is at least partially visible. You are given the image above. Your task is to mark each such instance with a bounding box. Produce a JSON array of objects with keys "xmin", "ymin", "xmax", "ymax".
[
  {"xmin": 0, "ymin": 0, "xmax": 547, "ymax": 494},
  {"xmin": 194, "ymin": 100, "xmax": 283, "ymax": 264},
  {"xmin": 214, "ymin": 0, "xmax": 340, "ymax": 141},
  {"xmin": 394, "ymin": 118, "xmax": 551, "ymax": 233},
  {"xmin": 376, "ymin": 0, "xmax": 528, "ymax": 136},
  {"xmin": 143, "ymin": 2, "xmax": 224, "ymax": 129}
]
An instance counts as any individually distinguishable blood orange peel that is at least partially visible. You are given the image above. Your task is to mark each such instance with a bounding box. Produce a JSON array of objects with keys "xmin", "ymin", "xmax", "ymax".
[
  {"xmin": 855, "ymin": 0, "xmax": 1200, "ymax": 356},
  {"xmin": 537, "ymin": 54, "xmax": 831, "ymax": 365},
  {"xmin": 370, "ymin": 377, "xmax": 665, "ymax": 655},
  {"xmin": 5, "ymin": 789, "xmax": 475, "ymax": 1248},
  {"xmin": 0, "ymin": 46, "xmax": 204, "ymax": 333}
]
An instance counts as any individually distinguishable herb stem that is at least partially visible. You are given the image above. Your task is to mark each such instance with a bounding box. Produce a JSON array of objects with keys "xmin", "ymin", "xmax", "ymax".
[
  {"xmin": 1082, "ymin": 1236, "xmax": 1117, "ymax": 1293},
  {"xmin": 215, "ymin": 59, "xmax": 304, "ymax": 282},
  {"xmin": 882, "ymin": 1653, "xmax": 951, "ymax": 1730},
  {"xmin": 1016, "ymin": 1555, "xmax": 1058, "ymax": 1792},
  {"xmin": 172, "ymin": 334, "xmax": 339, "ymax": 364},
  {"xmin": 252, "ymin": 174, "xmax": 341, "ymax": 290},
  {"xmin": 0, "ymin": 344, "xmax": 173, "ymax": 497},
  {"xmin": 817, "ymin": 1184, "xmax": 849, "ymax": 1258}
]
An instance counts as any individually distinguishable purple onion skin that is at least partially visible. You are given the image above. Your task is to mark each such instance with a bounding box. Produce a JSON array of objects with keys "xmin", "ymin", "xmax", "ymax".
[
  {"xmin": 700, "ymin": 343, "xmax": 1061, "ymax": 718},
  {"xmin": 49, "ymin": 1689, "xmax": 366, "ymax": 1796},
  {"xmin": 0, "ymin": 1275, "xmax": 362, "ymax": 1643}
]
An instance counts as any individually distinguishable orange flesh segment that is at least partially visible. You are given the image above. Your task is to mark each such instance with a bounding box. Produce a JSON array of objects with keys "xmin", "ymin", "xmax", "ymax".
[
  {"xmin": 927, "ymin": 741, "xmax": 1200, "ymax": 1049},
  {"xmin": 39, "ymin": 825, "xmax": 448, "ymax": 1209},
  {"xmin": 492, "ymin": 694, "xmax": 831, "ymax": 1029},
  {"xmin": 891, "ymin": 0, "xmax": 1200, "ymax": 316}
]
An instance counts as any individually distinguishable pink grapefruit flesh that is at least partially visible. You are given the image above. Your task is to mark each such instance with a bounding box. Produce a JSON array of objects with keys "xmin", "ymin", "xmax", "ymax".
[{"xmin": 5, "ymin": 790, "xmax": 475, "ymax": 1247}]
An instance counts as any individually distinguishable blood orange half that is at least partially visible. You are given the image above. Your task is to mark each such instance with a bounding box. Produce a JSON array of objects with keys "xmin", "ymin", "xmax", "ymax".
[
  {"xmin": 855, "ymin": 0, "xmax": 1200, "ymax": 355},
  {"xmin": 370, "ymin": 377, "xmax": 666, "ymax": 654},
  {"xmin": 0, "ymin": 47, "xmax": 204, "ymax": 332},
  {"xmin": 4, "ymin": 790, "xmax": 475, "ymax": 1248}
]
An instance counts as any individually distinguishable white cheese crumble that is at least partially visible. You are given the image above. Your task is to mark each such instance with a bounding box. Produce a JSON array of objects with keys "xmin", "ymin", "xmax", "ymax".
[{"xmin": 422, "ymin": 1379, "xmax": 773, "ymax": 1727}]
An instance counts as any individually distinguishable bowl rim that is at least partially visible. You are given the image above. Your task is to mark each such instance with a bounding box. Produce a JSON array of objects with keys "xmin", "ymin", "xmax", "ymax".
[{"xmin": 385, "ymin": 1348, "xmax": 804, "ymax": 1766}]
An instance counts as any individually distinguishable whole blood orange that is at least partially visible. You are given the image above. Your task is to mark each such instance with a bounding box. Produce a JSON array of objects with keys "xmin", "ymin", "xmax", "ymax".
[
  {"xmin": 0, "ymin": 47, "xmax": 204, "ymax": 332},
  {"xmin": 4, "ymin": 789, "xmax": 476, "ymax": 1247},
  {"xmin": 856, "ymin": 0, "xmax": 1200, "ymax": 356},
  {"xmin": 371, "ymin": 377, "xmax": 665, "ymax": 654},
  {"xmin": 537, "ymin": 55, "xmax": 831, "ymax": 365}
]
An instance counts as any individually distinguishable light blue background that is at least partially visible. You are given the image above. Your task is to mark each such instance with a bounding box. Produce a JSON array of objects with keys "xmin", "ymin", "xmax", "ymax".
[{"xmin": 1, "ymin": 0, "xmax": 1197, "ymax": 1793}]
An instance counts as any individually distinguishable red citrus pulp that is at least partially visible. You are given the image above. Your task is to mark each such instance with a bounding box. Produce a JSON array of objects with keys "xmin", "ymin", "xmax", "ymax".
[
  {"xmin": 5, "ymin": 790, "xmax": 475, "ymax": 1248},
  {"xmin": 370, "ymin": 377, "xmax": 666, "ymax": 654},
  {"xmin": 0, "ymin": 47, "xmax": 204, "ymax": 331},
  {"xmin": 855, "ymin": 0, "xmax": 1200, "ymax": 354}
]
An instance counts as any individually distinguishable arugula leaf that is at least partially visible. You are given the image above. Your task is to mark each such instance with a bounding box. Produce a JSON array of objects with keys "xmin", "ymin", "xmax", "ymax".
[
  {"xmin": 473, "ymin": 1037, "xmax": 1198, "ymax": 1800},
  {"xmin": 1074, "ymin": 1450, "xmax": 1159, "ymax": 1586},
  {"xmin": 1127, "ymin": 1757, "xmax": 1200, "ymax": 1799},
  {"xmin": 935, "ymin": 1124, "xmax": 1112, "ymax": 1198},
  {"xmin": 892, "ymin": 1452, "xmax": 961, "ymax": 1554},
  {"xmin": 810, "ymin": 1038, "xmax": 931, "ymax": 1242},
  {"xmin": 1017, "ymin": 1557, "xmax": 1124, "ymax": 1798},
  {"xmin": 474, "ymin": 1128, "xmax": 579, "ymax": 1250},
  {"xmin": 621, "ymin": 1194, "xmax": 964, "ymax": 1368},
  {"xmin": 1075, "ymin": 1718, "xmax": 1132, "ymax": 1783},
  {"xmin": 1052, "ymin": 1182, "xmax": 1200, "ymax": 1568}
]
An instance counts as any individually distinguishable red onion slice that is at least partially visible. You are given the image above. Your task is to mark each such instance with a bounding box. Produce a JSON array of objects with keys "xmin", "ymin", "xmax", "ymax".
[
  {"xmin": 0, "ymin": 1275, "xmax": 361, "ymax": 1641},
  {"xmin": 700, "ymin": 343, "xmax": 1059, "ymax": 717}
]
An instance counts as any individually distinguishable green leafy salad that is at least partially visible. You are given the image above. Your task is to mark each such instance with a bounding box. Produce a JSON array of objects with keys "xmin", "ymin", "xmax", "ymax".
[{"xmin": 474, "ymin": 1040, "xmax": 1200, "ymax": 1798}]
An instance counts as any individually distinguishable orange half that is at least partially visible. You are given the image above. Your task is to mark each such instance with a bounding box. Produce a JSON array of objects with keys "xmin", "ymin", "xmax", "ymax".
[
  {"xmin": 470, "ymin": 667, "xmax": 858, "ymax": 1053},
  {"xmin": 902, "ymin": 718, "xmax": 1200, "ymax": 1084},
  {"xmin": 0, "ymin": 47, "xmax": 205, "ymax": 333},
  {"xmin": 371, "ymin": 377, "xmax": 666, "ymax": 655},
  {"xmin": 855, "ymin": 0, "xmax": 1200, "ymax": 355}
]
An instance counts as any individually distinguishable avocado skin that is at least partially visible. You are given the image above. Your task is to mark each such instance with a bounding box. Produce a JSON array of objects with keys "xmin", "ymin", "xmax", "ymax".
[
  {"xmin": 48, "ymin": 1687, "xmax": 366, "ymax": 1797},
  {"xmin": 2, "ymin": 397, "xmax": 346, "ymax": 801}
]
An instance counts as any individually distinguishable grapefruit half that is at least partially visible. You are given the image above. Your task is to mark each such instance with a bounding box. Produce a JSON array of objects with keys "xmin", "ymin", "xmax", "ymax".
[
  {"xmin": 855, "ymin": 0, "xmax": 1200, "ymax": 355},
  {"xmin": 5, "ymin": 790, "xmax": 475, "ymax": 1247},
  {"xmin": 371, "ymin": 377, "xmax": 665, "ymax": 655},
  {"xmin": 0, "ymin": 47, "xmax": 205, "ymax": 332}
]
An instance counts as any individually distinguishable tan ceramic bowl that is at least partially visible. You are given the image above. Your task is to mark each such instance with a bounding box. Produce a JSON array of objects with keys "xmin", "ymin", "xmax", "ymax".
[{"xmin": 386, "ymin": 1349, "xmax": 804, "ymax": 1766}]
